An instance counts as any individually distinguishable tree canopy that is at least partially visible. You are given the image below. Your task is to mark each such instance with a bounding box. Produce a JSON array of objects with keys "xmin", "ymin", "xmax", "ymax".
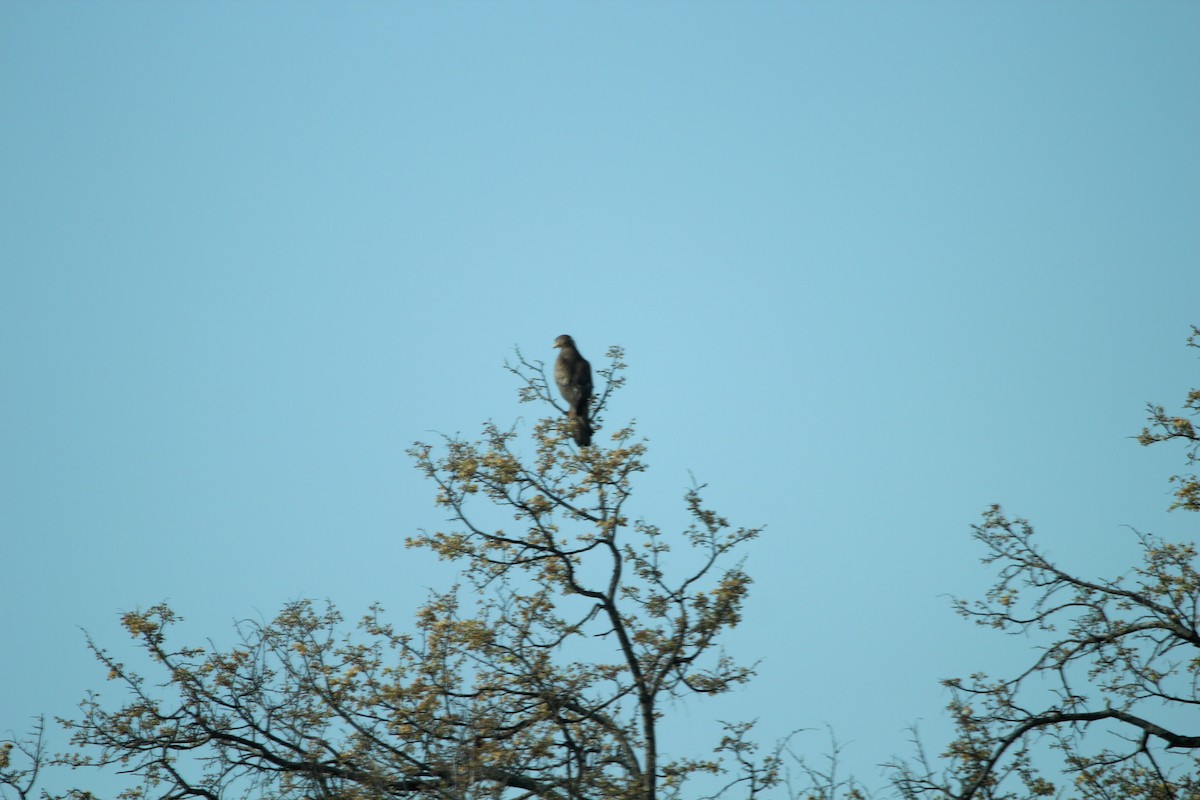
[
  {"xmin": 892, "ymin": 326, "xmax": 1200, "ymax": 800},
  {"xmin": 4, "ymin": 330, "xmax": 1200, "ymax": 800},
  {"xmin": 30, "ymin": 346, "xmax": 774, "ymax": 800}
]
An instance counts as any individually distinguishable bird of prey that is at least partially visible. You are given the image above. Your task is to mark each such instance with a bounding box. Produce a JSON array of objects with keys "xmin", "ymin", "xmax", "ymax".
[{"xmin": 553, "ymin": 334, "xmax": 593, "ymax": 447}]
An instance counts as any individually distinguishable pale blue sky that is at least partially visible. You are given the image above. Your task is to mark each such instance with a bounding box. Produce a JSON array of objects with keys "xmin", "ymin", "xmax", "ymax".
[{"xmin": 2, "ymin": 2, "xmax": 1198, "ymax": 794}]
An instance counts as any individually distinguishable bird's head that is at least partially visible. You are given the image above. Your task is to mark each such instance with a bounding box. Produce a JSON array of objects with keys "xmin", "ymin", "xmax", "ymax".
[{"xmin": 553, "ymin": 334, "xmax": 575, "ymax": 349}]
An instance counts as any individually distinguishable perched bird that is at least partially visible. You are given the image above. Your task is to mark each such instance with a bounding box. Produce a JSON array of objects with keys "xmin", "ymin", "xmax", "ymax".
[{"xmin": 553, "ymin": 334, "xmax": 593, "ymax": 447}]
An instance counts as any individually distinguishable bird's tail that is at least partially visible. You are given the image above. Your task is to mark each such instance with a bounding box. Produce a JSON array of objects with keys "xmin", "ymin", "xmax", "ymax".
[{"xmin": 568, "ymin": 406, "xmax": 593, "ymax": 447}]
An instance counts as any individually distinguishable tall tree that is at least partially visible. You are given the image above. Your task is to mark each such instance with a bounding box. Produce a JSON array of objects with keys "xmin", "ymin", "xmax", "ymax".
[{"xmin": 57, "ymin": 346, "xmax": 776, "ymax": 800}]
